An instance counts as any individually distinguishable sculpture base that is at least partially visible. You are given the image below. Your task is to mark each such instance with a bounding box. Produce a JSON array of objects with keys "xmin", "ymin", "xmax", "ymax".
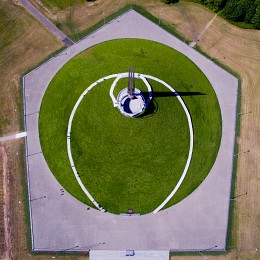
[{"xmin": 117, "ymin": 88, "xmax": 146, "ymax": 117}]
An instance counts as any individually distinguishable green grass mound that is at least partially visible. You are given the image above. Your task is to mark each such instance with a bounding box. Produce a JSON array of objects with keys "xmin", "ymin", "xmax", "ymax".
[{"xmin": 39, "ymin": 39, "xmax": 221, "ymax": 214}]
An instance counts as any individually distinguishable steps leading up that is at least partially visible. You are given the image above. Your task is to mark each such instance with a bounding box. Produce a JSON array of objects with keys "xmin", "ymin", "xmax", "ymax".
[{"xmin": 90, "ymin": 250, "xmax": 169, "ymax": 260}]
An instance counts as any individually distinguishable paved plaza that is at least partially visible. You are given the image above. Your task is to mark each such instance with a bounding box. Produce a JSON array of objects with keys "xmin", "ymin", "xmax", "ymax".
[{"xmin": 23, "ymin": 10, "xmax": 238, "ymax": 253}]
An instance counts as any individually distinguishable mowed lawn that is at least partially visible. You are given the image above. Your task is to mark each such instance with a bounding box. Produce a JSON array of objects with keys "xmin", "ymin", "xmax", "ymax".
[
  {"xmin": 39, "ymin": 39, "xmax": 221, "ymax": 214},
  {"xmin": 41, "ymin": 0, "xmax": 85, "ymax": 10}
]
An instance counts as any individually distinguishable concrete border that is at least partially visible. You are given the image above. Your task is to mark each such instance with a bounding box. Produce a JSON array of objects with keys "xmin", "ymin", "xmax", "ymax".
[{"xmin": 23, "ymin": 10, "xmax": 238, "ymax": 252}]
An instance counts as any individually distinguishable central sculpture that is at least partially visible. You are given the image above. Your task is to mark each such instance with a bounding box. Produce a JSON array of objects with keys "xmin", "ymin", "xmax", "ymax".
[
  {"xmin": 127, "ymin": 66, "xmax": 135, "ymax": 99},
  {"xmin": 116, "ymin": 67, "xmax": 146, "ymax": 117}
]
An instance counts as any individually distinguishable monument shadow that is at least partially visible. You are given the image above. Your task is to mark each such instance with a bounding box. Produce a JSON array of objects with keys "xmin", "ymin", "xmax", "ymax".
[{"xmin": 140, "ymin": 91, "xmax": 205, "ymax": 118}]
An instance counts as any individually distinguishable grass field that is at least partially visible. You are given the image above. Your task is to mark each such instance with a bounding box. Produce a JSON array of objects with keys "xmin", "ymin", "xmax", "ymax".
[
  {"xmin": 0, "ymin": 0, "xmax": 63, "ymax": 259},
  {"xmin": 30, "ymin": 0, "xmax": 128, "ymax": 37},
  {"xmin": 0, "ymin": 147, "xmax": 6, "ymax": 257},
  {"xmin": 39, "ymin": 39, "xmax": 221, "ymax": 214},
  {"xmin": 41, "ymin": 0, "xmax": 85, "ymax": 10},
  {"xmin": 0, "ymin": 0, "xmax": 63, "ymax": 136}
]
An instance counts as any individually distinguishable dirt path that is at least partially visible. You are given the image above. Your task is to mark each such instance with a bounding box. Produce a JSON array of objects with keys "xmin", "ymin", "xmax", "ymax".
[
  {"xmin": 0, "ymin": 145, "xmax": 13, "ymax": 260},
  {"xmin": 190, "ymin": 13, "xmax": 217, "ymax": 47}
]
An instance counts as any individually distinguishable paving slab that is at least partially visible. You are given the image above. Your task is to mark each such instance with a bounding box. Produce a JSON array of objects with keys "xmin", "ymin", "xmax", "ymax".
[
  {"xmin": 90, "ymin": 250, "xmax": 169, "ymax": 259},
  {"xmin": 23, "ymin": 10, "xmax": 238, "ymax": 252}
]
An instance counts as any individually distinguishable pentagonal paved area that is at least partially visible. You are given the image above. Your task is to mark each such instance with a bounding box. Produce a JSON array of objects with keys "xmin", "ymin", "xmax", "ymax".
[{"xmin": 23, "ymin": 10, "xmax": 238, "ymax": 252}]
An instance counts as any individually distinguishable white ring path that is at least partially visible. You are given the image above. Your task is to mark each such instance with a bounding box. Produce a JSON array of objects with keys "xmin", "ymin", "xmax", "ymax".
[{"xmin": 67, "ymin": 73, "xmax": 193, "ymax": 214}]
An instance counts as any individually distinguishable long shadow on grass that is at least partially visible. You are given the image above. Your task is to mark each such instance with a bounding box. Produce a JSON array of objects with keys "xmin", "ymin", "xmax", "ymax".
[
  {"xmin": 143, "ymin": 91, "xmax": 205, "ymax": 97},
  {"xmin": 140, "ymin": 91, "xmax": 205, "ymax": 118}
]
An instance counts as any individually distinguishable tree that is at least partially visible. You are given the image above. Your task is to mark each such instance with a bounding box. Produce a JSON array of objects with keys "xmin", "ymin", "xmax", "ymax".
[
  {"xmin": 204, "ymin": 0, "xmax": 227, "ymax": 12},
  {"xmin": 163, "ymin": 0, "xmax": 179, "ymax": 4},
  {"xmin": 221, "ymin": 0, "xmax": 254, "ymax": 22},
  {"xmin": 251, "ymin": 4, "xmax": 260, "ymax": 28}
]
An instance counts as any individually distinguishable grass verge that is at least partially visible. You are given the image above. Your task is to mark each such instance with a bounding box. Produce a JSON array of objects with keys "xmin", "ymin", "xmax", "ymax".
[{"xmin": 225, "ymin": 76, "xmax": 242, "ymax": 251}]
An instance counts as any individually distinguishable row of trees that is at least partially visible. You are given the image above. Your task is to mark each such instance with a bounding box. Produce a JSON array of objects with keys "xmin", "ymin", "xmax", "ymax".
[
  {"xmin": 222, "ymin": 0, "xmax": 260, "ymax": 28},
  {"xmin": 164, "ymin": 0, "xmax": 260, "ymax": 29},
  {"xmin": 192, "ymin": 0, "xmax": 260, "ymax": 29}
]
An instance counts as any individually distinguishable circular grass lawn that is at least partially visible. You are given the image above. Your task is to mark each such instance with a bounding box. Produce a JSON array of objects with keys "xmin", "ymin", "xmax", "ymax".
[{"xmin": 39, "ymin": 39, "xmax": 221, "ymax": 214}]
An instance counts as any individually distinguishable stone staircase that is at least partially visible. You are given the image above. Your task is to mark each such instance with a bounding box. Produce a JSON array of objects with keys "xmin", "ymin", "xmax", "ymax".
[{"xmin": 90, "ymin": 250, "xmax": 169, "ymax": 259}]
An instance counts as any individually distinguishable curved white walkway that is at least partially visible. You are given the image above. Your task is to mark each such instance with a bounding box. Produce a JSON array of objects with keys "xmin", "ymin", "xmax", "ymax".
[
  {"xmin": 142, "ymin": 74, "xmax": 194, "ymax": 213},
  {"xmin": 67, "ymin": 74, "xmax": 118, "ymax": 212},
  {"xmin": 67, "ymin": 73, "xmax": 193, "ymax": 214}
]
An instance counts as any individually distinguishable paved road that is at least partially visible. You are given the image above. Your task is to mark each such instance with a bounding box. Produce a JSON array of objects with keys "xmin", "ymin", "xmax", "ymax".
[
  {"xmin": 23, "ymin": 10, "xmax": 238, "ymax": 252},
  {"xmin": 19, "ymin": 0, "xmax": 74, "ymax": 46}
]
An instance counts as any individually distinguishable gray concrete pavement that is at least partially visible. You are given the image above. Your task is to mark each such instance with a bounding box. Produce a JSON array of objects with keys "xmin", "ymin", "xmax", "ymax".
[
  {"xmin": 19, "ymin": 0, "xmax": 74, "ymax": 46},
  {"xmin": 23, "ymin": 10, "xmax": 238, "ymax": 252},
  {"xmin": 90, "ymin": 250, "xmax": 169, "ymax": 259}
]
